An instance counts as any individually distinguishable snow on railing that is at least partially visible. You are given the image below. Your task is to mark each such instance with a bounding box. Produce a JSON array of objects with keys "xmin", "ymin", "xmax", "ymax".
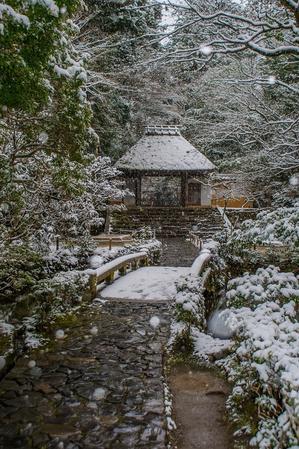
[
  {"xmin": 217, "ymin": 206, "xmax": 233, "ymax": 232},
  {"xmin": 190, "ymin": 240, "xmax": 219, "ymax": 285},
  {"xmin": 87, "ymin": 252, "xmax": 149, "ymax": 299},
  {"xmin": 189, "ymin": 232, "xmax": 203, "ymax": 249},
  {"xmin": 190, "ymin": 248, "xmax": 212, "ymax": 277}
]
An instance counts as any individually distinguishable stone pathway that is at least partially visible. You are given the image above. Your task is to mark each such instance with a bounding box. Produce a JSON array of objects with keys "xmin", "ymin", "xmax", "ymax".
[
  {"xmin": 169, "ymin": 366, "xmax": 233, "ymax": 449},
  {"xmin": 0, "ymin": 300, "xmax": 171, "ymax": 449},
  {"xmin": 160, "ymin": 238, "xmax": 199, "ymax": 267},
  {"xmin": 0, "ymin": 238, "xmax": 197, "ymax": 449}
]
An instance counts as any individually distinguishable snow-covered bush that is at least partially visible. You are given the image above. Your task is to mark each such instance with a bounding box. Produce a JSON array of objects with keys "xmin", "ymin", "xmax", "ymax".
[
  {"xmin": 170, "ymin": 275, "xmax": 206, "ymax": 355},
  {"xmin": 217, "ymin": 301, "xmax": 299, "ymax": 449},
  {"xmin": 226, "ymin": 266, "xmax": 299, "ymax": 308},
  {"xmin": 132, "ymin": 226, "xmax": 156, "ymax": 241},
  {"xmin": 229, "ymin": 205, "xmax": 299, "ymax": 248},
  {"xmin": 0, "ymin": 243, "xmax": 45, "ymax": 301},
  {"xmin": 175, "ymin": 275, "xmax": 206, "ymax": 328},
  {"xmin": 44, "ymin": 241, "xmax": 94, "ymax": 274},
  {"xmin": 218, "ymin": 234, "xmax": 265, "ymax": 278},
  {"xmin": 32, "ymin": 270, "xmax": 89, "ymax": 319},
  {"xmin": 91, "ymin": 237, "xmax": 162, "ymax": 268},
  {"xmin": 219, "ymin": 208, "xmax": 299, "ymax": 278},
  {"xmin": 134, "ymin": 238, "xmax": 162, "ymax": 265}
]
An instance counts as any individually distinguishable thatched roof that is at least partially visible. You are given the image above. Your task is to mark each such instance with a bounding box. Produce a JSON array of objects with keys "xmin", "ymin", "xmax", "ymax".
[{"xmin": 115, "ymin": 126, "xmax": 215, "ymax": 174}]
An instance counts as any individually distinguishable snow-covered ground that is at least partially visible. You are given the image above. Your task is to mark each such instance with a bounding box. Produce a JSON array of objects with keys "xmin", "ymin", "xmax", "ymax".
[
  {"xmin": 101, "ymin": 267, "xmax": 189, "ymax": 301},
  {"xmin": 193, "ymin": 329, "xmax": 232, "ymax": 360}
]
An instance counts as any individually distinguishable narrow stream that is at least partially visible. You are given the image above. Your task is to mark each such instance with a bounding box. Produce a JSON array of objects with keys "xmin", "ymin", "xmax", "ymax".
[{"xmin": 169, "ymin": 365, "xmax": 233, "ymax": 449}]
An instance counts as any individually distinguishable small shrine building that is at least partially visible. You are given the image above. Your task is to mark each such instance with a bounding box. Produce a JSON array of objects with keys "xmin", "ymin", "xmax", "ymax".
[{"xmin": 115, "ymin": 125, "xmax": 216, "ymax": 207}]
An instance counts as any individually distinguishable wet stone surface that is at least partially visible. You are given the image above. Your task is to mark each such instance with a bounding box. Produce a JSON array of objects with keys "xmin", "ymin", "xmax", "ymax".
[
  {"xmin": 0, "ymin": 300, "xmax": 171, "ymax": 449},
  {"xmin": 160, "ymin": 238, "xmax": 199, "ymax": 267}
]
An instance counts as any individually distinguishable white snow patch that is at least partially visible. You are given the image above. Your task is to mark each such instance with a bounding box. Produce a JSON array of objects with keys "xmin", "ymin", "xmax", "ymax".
[
  {"xmin": 190, "ymin": 249, "xmax": 212, "ymax": 275},
  {"xmin": 86, "ymin": 252, "xmax": 147, "ymax": 277},
  {"xmin": 0, "ymin": 4, "xmax": 30, "ymax": 27},
  {"xmin": 101, "ymin": 267, "xmax": 189, "ymax": 301},
  {"xmin": 89, "ymin": 255, "xmax": 104, "ymax": 269},
  {"xmin": 200, "ymin": 45, "xmax": 213, "ymax": 56},
  {"xmin": 193, "ymin": 329, "xmax": 232, "ymax": 360}
]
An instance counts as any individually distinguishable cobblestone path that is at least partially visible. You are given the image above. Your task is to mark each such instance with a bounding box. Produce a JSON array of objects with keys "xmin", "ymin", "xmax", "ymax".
[
  {"xmin": 160, "ymin": 238, "xmax": 199, "ymax": 267},
  {"xmin": 0, "ymin": 300, "xmax": 171, "ymax": 449}
]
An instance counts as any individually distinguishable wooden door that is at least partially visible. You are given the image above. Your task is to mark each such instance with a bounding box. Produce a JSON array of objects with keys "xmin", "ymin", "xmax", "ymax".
[{"xmin": 188, "ymin": 183, "xmax": 201, "ymax": 205}]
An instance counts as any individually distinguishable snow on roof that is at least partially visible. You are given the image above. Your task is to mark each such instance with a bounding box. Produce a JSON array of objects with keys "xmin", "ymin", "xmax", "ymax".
[{"xmin": 116, "ymin": 126, "xmax": 216, "ymax": 173}]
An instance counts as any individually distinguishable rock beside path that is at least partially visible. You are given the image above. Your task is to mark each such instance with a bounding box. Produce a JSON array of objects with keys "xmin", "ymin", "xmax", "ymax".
[{"xmin": 0, "ymin": 301, "xmax": 171, "ymax": 449}]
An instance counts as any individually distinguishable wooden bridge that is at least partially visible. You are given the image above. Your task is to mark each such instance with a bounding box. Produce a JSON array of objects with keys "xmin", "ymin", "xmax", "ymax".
[{"xmin": 87, "ymin": 246, "xmax": 212, "ymax": 301}]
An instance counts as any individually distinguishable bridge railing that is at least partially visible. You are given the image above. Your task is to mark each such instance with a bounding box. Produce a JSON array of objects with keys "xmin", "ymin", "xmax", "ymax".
[
  {"xmin": 189, "ymin": 232, "xmax": 203, "ymax": 250},
  {"xmin": 190, "ymin": 248, "xmax": 212, "ymax": 278},
  {"xmin": 88, "ymin": 252, "xmax": 149, "ymax": 299}
]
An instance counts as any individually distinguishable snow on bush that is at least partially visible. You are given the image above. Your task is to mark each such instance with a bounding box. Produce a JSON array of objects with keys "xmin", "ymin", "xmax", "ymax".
[
  {"xmin": 169, "ymin": 275, "xmax": 206, "ymax": 354},
  {"xmin": 91, "ymin": 237, "xmax": 162, "ymax": 268},
  {"xmin": 217, "ymin": 300, "xmax": 299, "ymax": 449},
  {"xmin": 226, "ymin": 266, "xmax": 299, "ymax": 308},
  {"xmin": 32, "ymin": 270, "xmax": 89, "ymax": 318},
  {"xmin": 175, "ymin": 275, "xmax": 206, "ymax": 329},
  {"xmin": 192, "ymin": 328, "xmax": 232, "ymax": 362},
  {"xmin": 229, "ymin": 205, "xmax": 299, "ymax": 247}
]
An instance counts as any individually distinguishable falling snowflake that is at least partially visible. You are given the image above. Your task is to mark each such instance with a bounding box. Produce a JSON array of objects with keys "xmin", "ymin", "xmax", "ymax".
[
  {"xmin": 150, "ymin": 316, "xmax": 160, "ymax": 329},
  {"xmin": 38, "ymin": 132, "xmax": 48, "ymax": 144},
  {"xmin": 55, "ymin": 329, "xmax": 65, "ymax": 340},
  {"xmin": 93, "ymin": 387, "xmax": 106, "ymax": 400},
  {"xmin": 289, "ymin": 174, "xmax": 299, "ymax": 186},
  {"xmin": 200, "ymin": 45, "xmax": 213, "ymax": 56},
  {"xmin": 90, "ymin": 326, "xmax": 98, "ymax": 336}
]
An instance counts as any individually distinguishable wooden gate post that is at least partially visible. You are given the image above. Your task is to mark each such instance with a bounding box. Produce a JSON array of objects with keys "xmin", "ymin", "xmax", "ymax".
[{"xmin": 89, "ymin": 274, "xmax": 97, "ymax": 299}]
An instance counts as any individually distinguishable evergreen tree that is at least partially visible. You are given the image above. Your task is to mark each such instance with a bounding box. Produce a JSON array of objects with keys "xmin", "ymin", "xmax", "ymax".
[{"xmin": 80, "ymin": 0, "xmax": 162, "ymax": 158}]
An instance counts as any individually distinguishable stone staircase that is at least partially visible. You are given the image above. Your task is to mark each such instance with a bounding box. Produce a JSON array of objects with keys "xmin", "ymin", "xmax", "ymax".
[{"xmin": 111, "ymin": 207, "xmax": 225, "ymax": 239}]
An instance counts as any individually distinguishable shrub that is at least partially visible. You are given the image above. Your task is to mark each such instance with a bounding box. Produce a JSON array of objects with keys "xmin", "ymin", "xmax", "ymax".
[
  {"xmin": 32, "ymin": 271, "xmax": 89, "ymax": 321},
  {"xmin": 217, "ymin": 301, "xmax": 299, "ymax": 449},
  {"xmin": 175, "ymin": 275, "xmax": 206, "ymax": 329},
  {"xmin": 0, "ymin": 243, "xmax": 44, "ymax": 301},
  {"xmin": 226, "ymin": 266, "xmax": 299, "ymax": 309}
]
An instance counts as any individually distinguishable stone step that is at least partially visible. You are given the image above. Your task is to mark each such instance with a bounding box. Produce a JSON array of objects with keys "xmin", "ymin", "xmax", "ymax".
[{"xmin": 111, "ymin": 207, "xmax": 225, "ymax": 238}]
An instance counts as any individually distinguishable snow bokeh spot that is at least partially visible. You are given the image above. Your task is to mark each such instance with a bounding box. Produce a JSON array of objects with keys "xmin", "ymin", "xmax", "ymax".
[
  {"xmin": 92, "ymin": 387, "xmax": 106, "ymax": 400},
  {"xmin": 90, "ymin": 326, "xmax": 98, "ymax": 336},
  {"xmin": 200, "ymin": 45, "xmax": 213, "ymax": 56},
  {"xmin": 28, "ymin": 360, "xmax": 36, "ymax": 369},
  {"xmin": 55, "ymin": 329, "xmax": 65, "ymax": 340},
  {"xmin": 149, "ymin": 316, "xmax": 160, "ymax": 329}
]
